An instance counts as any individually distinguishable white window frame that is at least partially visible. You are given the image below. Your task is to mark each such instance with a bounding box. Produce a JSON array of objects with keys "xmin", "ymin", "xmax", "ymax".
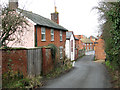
[
  {"xmin": 60, "ymin": 31, "xmax": 62, "ymax": 41},
  {"xmin": 59, "ymin": 46, "xmax": 63, "ymax": 59},
  {"xmin": 51, "ymin": 29, "xmax": 54, "ymax": 41},
  {"xmin": 90, "ymin": 46, "xmax": 92, "ymax": 50},
  {"xmin": 41, "ymin": 27, "xmax": 46, "ymax": 41}
]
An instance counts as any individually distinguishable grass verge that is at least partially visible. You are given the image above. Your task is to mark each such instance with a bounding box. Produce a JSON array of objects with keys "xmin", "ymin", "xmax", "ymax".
[{"xmin": 105, "ymin": 61, "xmax": 120, "ymax": 88}]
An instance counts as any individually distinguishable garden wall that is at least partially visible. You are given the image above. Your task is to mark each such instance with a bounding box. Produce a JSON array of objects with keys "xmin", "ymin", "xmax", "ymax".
[{"xmin": 1, "ymin": 47, "xmax": 53, "ymax": 77}]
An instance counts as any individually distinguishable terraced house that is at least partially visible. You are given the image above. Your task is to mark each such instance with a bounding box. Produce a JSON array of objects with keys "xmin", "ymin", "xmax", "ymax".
[{"xmin": 8, "ymin": 0, "xmax": 68, "ymax": 59}]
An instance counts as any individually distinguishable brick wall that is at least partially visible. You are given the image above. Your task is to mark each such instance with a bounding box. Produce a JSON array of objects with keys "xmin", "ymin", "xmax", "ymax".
[
  {"xmin": 1, "ymin": 49, "xmax": 27, "ymax": 76},
  {"xmin": 2, "ymin": 47, "xmax": 55, "ymax": 76},
  {"xmin": 95, "ymin": 38, "xmax": 106, "ymax": 60},
  {"xmin": 36, "ymin": 26, "xmax": 66, "ymax": 48},
  {"xmin": 35, "ymin": 26, "xmax": 66, "ymax": 61},
  {"xmin": 42, "ymin": 48, "xmax": 53, "ymax": 75}
]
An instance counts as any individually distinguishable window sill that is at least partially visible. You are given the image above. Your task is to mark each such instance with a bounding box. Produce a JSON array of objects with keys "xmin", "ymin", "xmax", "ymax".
[
  {"xmin": 60, "ymin": 57, "xmax": 63, "ymax": 60},
  {"xmin": 41, "ymin": 40, "xmax": 46, "ymax": 42},
  {"xmin": 51, "ymin": 40, "xmax": 54, "ymax": 42}
]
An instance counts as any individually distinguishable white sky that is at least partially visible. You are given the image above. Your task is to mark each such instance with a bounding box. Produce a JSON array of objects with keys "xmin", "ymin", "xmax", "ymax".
[{"xmin": 1, "ymin": 0, "xmax": 100, "ymax": 37}]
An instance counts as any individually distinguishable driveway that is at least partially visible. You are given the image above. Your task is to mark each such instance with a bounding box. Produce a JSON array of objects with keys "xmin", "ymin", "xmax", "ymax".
[{"xmin": 42, "ymin": 55, "xmax": 112, "ymax": 88}]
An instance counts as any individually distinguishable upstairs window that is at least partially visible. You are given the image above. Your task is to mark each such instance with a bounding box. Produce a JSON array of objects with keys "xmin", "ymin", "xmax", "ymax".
[
  {"xmin": 60, "ymin": 31, "xmax": 62, "ymax": 41},
  {"xmin": 41, "ymin": 27, "xmax": 46, "ymax": 41},
  {"xmin": 51, "ymin": 29, "xmax": 54, "ymax": 41}
]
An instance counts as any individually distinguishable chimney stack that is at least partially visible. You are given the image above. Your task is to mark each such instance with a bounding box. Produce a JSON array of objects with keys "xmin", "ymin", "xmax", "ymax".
[
  {"xmin": 9, "ymin": 0, "xmax": 18, "ymax": 10},
  {"xmin": 51, "ymin": 6, "xmax": 59, "ymax": 24}
]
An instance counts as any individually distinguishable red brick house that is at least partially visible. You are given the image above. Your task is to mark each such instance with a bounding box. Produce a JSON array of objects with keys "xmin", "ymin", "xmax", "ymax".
[
  {"xmin": 89, "ymin": 36, "xmax": 98, "ymax": 50},
  {"xmin": 94, "ymin": 37, "xmax": 106, "ymax": 60},
  {"xmin": 8, "ymin": 1, "xmax": 68, "ymax": 60},
  {"xmin": 75, "ymin": 35, "xmax": 93, "ymax": 51},
  {"xmin": 74, "ymin": 35, "xmax": 84, "ymax": 50},
  {"xmin": 81, "ymin": 38, "xmax": 93, "ymax": 51}
]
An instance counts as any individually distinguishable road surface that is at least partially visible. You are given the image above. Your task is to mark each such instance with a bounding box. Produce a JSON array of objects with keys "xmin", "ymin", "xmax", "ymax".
[{"xmin": 43, "ymin": 52, "xmax": 111, "ymax": 88}]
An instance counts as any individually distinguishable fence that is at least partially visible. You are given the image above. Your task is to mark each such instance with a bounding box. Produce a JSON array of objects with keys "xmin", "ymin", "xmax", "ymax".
[
  {"xmin": 1, "ymin": 47, "xmax": 53, "ymax": 77},
  {"xmin": 78, "ymin": 49, "xmax": 85, "ymax": 57}
]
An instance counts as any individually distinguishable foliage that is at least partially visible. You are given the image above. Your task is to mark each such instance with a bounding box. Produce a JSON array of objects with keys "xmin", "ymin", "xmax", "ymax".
[
  {"xmin": 48, "ymin": 44, "xmax": 58, "ymax": 64},
  {"xmin": 46, "ymin": 60, "xmax": 72, "ymax": 79},
  {"xmin": 3, "ymin": 73, "xmax": 43, "ymax": 88},
  {"xmin": 95, "ymin": 1, "xmax": 120, "ymax": 70},
  {"xmin": 0, "ymin": 6, "xmax": 28, "ymax": 48},
  {"xmin": 2, "ymin": 70, "xmax": 24, "ymax": 88}
]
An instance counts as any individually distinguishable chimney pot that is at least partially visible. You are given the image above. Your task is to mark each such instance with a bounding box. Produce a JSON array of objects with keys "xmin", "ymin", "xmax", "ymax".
[{"xmin": 9, "ymin": 0, "xmax": 18, "ymax": 10}]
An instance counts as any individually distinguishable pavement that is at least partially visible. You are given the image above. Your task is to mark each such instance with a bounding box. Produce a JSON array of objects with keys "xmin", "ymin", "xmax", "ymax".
[{"xmin": 42, "ymin": 52, "xmax": 112, "ymax": 88}]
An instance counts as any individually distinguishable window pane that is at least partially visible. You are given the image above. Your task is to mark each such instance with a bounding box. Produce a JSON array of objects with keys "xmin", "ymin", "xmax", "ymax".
[
  {"xmin": 51, "ymin": 29, "xmax": 54, "ymax": 34},
  {"xmin": 60, "ymin": 46, "xmax": 63, "ymax": 59},
  {"xmin": 41, "ymin": 27, "xmax": 46, "ymax": 41},
  {"xmin": 42, "ymin": 28, "xmax": 45, "ymax": 33},
  {"xmin": 60, "ymin": 31, "xmax": 62, "ymax": 41},
  {"xmin": 42, "ymin": 34, "xmax": 45, "ymax": 40},
  {"xmin": 60, "ymin": 31, "xmax": 62, "ymax": 35},
  {"xmin": 51, "ymin": 29, "xmax": 54, "ymax": 41},
  {"xmin": 51, "ymin": 35, "xmax": 54, "ymax": 41}
]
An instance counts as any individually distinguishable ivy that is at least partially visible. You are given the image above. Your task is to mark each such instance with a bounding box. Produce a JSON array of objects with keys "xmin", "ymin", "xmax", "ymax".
[{"xmin": 97, "ymin": 1, "xmax": 120, "ymax": 70}]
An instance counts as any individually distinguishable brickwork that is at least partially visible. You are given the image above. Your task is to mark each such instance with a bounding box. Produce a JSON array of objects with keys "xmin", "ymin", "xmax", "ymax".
[
  {"xmin": 2, "ymin": 49, "xmax": 27, "ymax": 76},
  {"xmin": 95, "ymin": 38, "xmax": 106, "ymax": 60},
  {"xmin": 35, "ymin": 26, "xmax": 66, "ymax": 60},
  {"xmin": 42, "ymin": 48, "xmax": 53, "ymax": 75},
  {"xmin": 36, "ymin": 26, "xmax": 66, "ymax": 48},
  {"xmin": 2, "ymin": 48, "xmax": 55, "ymax": 76}
]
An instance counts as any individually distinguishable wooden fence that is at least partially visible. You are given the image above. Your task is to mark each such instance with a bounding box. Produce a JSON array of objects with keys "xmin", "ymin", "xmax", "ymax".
[
  {"xmin": 27, "ymin": 48, "xmax": 42, "ymax": 77},
  {"xmin": 2, "ymin": 47, "xmax": 53, "ymax": 77}
]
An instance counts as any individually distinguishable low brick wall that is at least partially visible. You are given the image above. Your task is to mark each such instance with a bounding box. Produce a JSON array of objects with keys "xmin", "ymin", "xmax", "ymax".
[
  {"xmin": 1, "ymin": 47, "xmax": 54, "ymax": 77},
  {"xmin": 1, "ymin": 49, "xmax": 27, "ymax": 76}
]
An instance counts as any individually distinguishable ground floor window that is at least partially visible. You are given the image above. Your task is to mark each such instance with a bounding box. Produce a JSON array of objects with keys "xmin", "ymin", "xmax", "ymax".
[{"xmin": 59, "ymin": 46, "xmax": 63, "ymax": 59}]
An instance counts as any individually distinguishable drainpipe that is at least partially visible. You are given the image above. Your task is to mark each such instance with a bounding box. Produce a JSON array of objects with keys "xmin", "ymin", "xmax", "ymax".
[{"xmin": 35, "ymin": 25, "xmax": 37, "ymax": 47}]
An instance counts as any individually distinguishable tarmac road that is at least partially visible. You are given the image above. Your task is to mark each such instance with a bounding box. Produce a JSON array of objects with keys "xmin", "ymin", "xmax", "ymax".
[{"xmin": 43, "ymin": 55, "xmax": 112, "ymax": 88}]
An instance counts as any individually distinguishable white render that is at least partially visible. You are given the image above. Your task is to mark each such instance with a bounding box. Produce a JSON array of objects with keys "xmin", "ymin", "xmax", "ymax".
[
  {"xmin": 7, "ymin": 19, "xmax": 35, "ymax": 48},
  {"xmin": 65, "ymin": 33, "xmax": 75, "ymax": 61},
  {"xmin": 70, "ymin": 34, "xmax": 75, "ymax": 61},
  {"xmin": 65, "ymin": 40, "xmax": 71, "ymax": 59}
]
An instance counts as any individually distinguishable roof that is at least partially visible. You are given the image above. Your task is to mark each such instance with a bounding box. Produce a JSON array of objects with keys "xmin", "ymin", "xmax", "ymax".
[
  {"xmin": 81, "ymin": 38, "xmax": 93, "ymax": 44},
  {"xmin": 75, "ymin": 37, "xmax": 79, "ymax": 40},
  {"xmin": 89, "ymin": 36, "xmax": 97, "ymax": 39},
  {"xmin": 66, "ymin": 32, "xmax": 73, "ymax": 39},
  {"xmin": 18, "ymin": 9, "xmax": 68, "ymax": 31},
  {"xmin": 66, "ymin": 31, "xmax": 78, "ymax": 40}
]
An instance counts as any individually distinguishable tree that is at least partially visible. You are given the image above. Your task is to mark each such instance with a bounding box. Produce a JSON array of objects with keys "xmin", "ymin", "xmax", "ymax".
[
  {"xmin": 0, "ymin": 6, "xmax": 28, "ymax": 48},
  {"xmin": 95, "ymin": 1, "xmax": 120, "ymax": 69}
]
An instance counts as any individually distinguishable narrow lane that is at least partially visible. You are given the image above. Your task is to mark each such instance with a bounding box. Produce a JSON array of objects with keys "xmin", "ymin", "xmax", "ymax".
[{"xmin": 43, "ymin": 54, "xmax": 111, "ymax": 88}]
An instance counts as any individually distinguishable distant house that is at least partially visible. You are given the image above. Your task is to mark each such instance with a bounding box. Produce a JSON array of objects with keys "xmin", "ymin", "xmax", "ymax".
[
  {"xmin": 81, "ymin": 38, "xmax": 93, "ymax": 51},
  {"xmin": 94, "ymin": 36, "xmax": 106, "ymax": 60},
  {"xmin": 75, "ymin": 35, "xmax": 93, "ymax": 51},
  {"xmin": 89, "ymin": 36, "xmax": 98, "ymax": 50},
  {"xmin": 8, "ymin": 1, "xmax": 68, "ymax": 60},
  {"xmin": 65, "ymin": 31, "xmax": 76, "ymax": 60},
  {"xmin": 75, "ymin": 37, "xmax": 79, "ymax": 59},
  {"xmin": 75, "ymin": 35, "xmax": 84, "ymax": 50}
]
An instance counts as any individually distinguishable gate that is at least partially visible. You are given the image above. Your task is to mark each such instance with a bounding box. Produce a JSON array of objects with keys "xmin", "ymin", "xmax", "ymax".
[{"xmin": 27, "ymin": 48, "xmax": 42, "ymax": 76}]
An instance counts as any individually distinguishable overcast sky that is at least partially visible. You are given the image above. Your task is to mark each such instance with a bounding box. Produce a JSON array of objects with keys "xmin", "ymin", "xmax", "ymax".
[{"xmin": 1, "ymin": 0, "xmax": 100, "ymax": 37}]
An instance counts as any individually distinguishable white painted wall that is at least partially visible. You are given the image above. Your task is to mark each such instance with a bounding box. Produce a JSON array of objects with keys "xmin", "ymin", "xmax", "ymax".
[
  {"xmin": 70, "ymin": 34, "xmax": 75, "ymax": 61},
  {"xmin": 7, "ymin": 19, "xmax": 35, "ymax": 48},
  {"xmin": 65, "ymin": 40, "xmax": 71, "ymax": 59},
  {"xmin": 65, "ymin": 34, "xmax": 75, "ymax": 61}
]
